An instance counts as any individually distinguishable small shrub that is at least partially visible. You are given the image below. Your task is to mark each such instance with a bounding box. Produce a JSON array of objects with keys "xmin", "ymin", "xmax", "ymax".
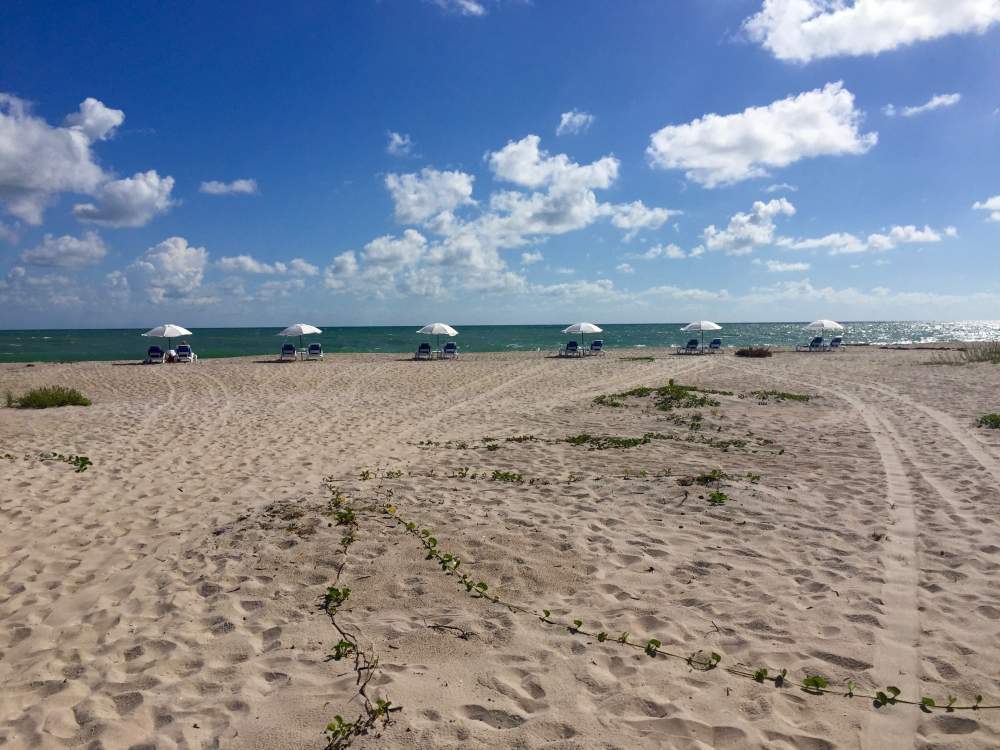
[
  {"xmin": 735, "ymin": 347, "xmax": 772, "ymax": 358},
  {"xmin": 11, "ymin": 386, "xmax": 91, "ymax": 409},
  {"xmin": 491, "ymin": 470, "xmax": 523, "ymax": 483},
  {"xmin": 977, "ymin": 413, "xmax": 1000, "ymax": 429}
]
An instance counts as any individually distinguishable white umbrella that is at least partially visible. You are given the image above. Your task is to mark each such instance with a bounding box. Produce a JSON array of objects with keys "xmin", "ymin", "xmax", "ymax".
[
  {"xmin": 142, "ymin": 323, "xmax": 192, "ymax": 350},
  {"xmin": 417, "ymin": 322, "xmax": 458, "ymax": 352},
  {"xmin": 562, "ymin": 322, "xmax": 602, "ymax": 349},
  {"xmin": 804, "ymin": 319, "xmax": 844, "ymax": 333},
  {"xmin": 681, "ymin": 320, "xmax": 722, "ymax": 348},
  {"xmin": 278, "ymin": 323, "xmax": 323, "ymax": 350}
]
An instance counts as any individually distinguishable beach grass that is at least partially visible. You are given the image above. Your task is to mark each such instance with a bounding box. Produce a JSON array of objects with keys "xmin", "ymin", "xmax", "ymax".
[
  {"xmin": 735, "ymin": 346, "xmax": 772, "ymax": 358},
  {"xmin": 7, "ymin": 386, "xmax": 92, "ymax": 409}
]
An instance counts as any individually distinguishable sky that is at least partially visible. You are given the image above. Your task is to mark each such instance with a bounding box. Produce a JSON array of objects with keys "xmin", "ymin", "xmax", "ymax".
[{"xmin": 1, "ymin": 0, "xmax": 1000, "ymax": 328}]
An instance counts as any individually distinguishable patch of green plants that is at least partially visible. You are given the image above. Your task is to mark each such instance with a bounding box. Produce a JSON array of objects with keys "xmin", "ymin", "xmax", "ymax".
[
  {"xmin": 7, "ymin": 386, "xmax": 91, "ymax": 409},
  {"xmin": 735, "ymin": 346, "xmax": 772, "ymax": 358},
  {"xmin": 593, "ymin": 379, "xmax": 731, "ymax": 410},
  {"xmin": 930, "ymin": 342, "xmax": 1000, "ymax": 366},
  {"xmin": 505, "ymin": 434, "xmax": 538, "ymax": 443},
  {"xmin": 620, "ymin": 356, "xmax": 655, "ymax": 362},
  {"xmin": 491, "ymin": 470, "xmax": 523, "ymax": 483},
  {"xmin": 977, "ymin": 414, "xmax": 1000, "ymax": 429},
  {"xmin": 564, "ymin": 433, "xmax": 651, "ymax": 450},
  {"xmin": 38, "ymin": 452, "xmax": 93, "ymax": 472},
  {"xmin": 744, "ymin": 389, "xmax": 812, "ymax": 403},
  {"xmin": 707, "ymin": 490, "xmax": 728, "ymax": 506}
]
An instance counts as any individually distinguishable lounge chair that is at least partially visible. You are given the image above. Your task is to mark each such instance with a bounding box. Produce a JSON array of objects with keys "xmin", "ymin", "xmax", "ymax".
[
  {"xmin": 679, "ymin": 338, "xmax": 700, "ymax": 355},
  {"xmin": 588, "ymin": 339, "xmax": 605, "ymax": 356},
  {"xmin": 707, "ymin": 338, "xmax": 722, "ymax": 353},
  {"xmin": 559, "ymin": 340, "xmax": 580, "ymax": 357},
  {"xmin": 175, "ymin": 344, "xmax": 197, "ymax": 363},
  {"xmin": 307, "ymin": 342, "xmax": 324, "ymax": 360},
  {"xmin": 279, "ymin": 343, "xmax": 297, "ymax": 361},
  {"xmin": 828, "ymin": 336, "xmax": 843, "ymax": 351},
  {"xmin": 441, "ymin": 341, "xmax": 458, "ymax": 359},
  {"xmin": 145, "ymin": 345, "xmax": 165, "ymax": 364},
  {"xmin": 414, "ymin": 342, "xmax": 432, "ymax": 360},
  {"xmin": 796, "ymin": 336, "xmax": 824, "ymax": 352}
]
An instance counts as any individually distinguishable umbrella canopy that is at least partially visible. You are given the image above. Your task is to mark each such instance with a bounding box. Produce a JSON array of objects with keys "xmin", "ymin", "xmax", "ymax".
[
  {"xmin": 562, "ymin": 322, "xmax": 603, "ymax": 335},
  {"xmin": 680, "ymin": 320, "xmax": 721, "ymax": 348},
  {"xmin": 804, "ymin": 319, "xmax": 844, "ymax": 332},
  {"xmin": 417, "ymin": 322, "xmax": 458, "ymax": 352},
  {"xmin": 278, "ymin": 322, "xmax": 323, "ymax": 350},
  {"xmin": 142, "ymin": 324, "xmax": 192, "ymax": 349}
]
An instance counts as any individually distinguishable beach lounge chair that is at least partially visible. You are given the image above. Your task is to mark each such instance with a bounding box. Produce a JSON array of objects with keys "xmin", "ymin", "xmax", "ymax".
[
  {"xmin": 588, "ymin": 339, "xmax": 604, "ymax": 356},
  {"xmin": 441, "ymin": 341, "xmax": 458, "ymax": 359},
  {"xmin": 145, "ymin": 345, "xmax": 165, "ymax": 364},
  {"xmin": 279, "ymin": 343, "xmax": 297, "ymax": 361},
  {"xmin": 559, "ymin": 340, "xmax": 580, "ymax": 357},
  {"xmin": 175, "ymin": 344, "xmax": 197, "ymax": 363},
  {"xmin": 707, "ymin": 338, "xmax": 722, "ymax": 353},
  {"xmin": 414, "ymin": 342, "xmax": 432, "ymax": 360},
  {"xmin": 828, "ymin": 336, "xmax": 843, "ymax": 351},
  {"xmin": 796, "ymin": 336, "xmax": 824, "ymax": 352},
  {"xmin": 307, "ymin": 342, "xmax": 324, "ymax": 360},
  {"xmin": 680, "ymin": 338, "xmax": 700, "ymax": 355}
]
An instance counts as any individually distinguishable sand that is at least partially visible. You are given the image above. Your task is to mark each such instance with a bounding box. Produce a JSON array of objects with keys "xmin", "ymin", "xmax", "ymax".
[{"xmin": 1, "ymin": 347, "xmax": 999, "ymax": 749}]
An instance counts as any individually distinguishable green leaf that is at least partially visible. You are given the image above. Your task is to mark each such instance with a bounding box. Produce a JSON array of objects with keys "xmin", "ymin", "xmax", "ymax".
[
  {"xmin": 597, "ymin": 631, "xmax": 608, "ymax": 642},
  {"xmin": 753, "ymin": 668, "xmax": 768, "ymax": 682},
  {"xmin": 618, "ymin": 632, "xmax": 629, "ymax": 644},
  {"xmin": 644, "ymin": 638, "xmax": 661, "ymax": 657},
  {"xmin": 474, "ymin": 581, "xmax": 488, "ymax": 592},
  {"xmin": 710, "ymin": 652, "xmax": 721, "ymax": 666},
  {"xmin": 921, "ymin": 697, "xmax": 936, "ymax": 711},
  {"xmin": 803, "ymin": 675, "xmax": 829, "ymax": 693}
]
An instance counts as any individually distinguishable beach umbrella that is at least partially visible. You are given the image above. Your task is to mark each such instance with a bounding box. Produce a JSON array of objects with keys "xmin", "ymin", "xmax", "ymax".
[
  {"xmin": 804, "ymin": 319, "xmax": 844, "ymax": 333},
  {"xmin": 417, "ymin": 322, "xmax": 458, "ymax": 352},
  {"xmin": 278, "ymin": 323, "xmax": 323, "ymax": 350},
  {"xmin": 142, "ymin": 323, "xmax": 192, "ymax": 350},
  {"xmin": 562, "ymin": 322, "xmax": 602, "ymax": 350},
  {"xmin": 681, "ymin": 320, "xmax": 722, "ymax": 348}
]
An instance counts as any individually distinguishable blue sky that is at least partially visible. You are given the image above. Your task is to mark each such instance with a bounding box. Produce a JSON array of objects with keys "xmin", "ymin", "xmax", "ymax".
[{"xmin": 1, "ymin": 0, "xmax": 999, "ymax": 328}]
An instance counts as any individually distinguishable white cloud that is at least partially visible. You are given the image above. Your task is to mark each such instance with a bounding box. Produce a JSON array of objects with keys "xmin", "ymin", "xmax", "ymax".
[
  {"xmin": 647, "ymin": 82, "xmax": 876, "ymax": 187},
  {"xmin": 430, "ymin": 0, "xmax": 486, "ymax": 15},
  {"xmin": 385, "ymin": 168, "xmax": 476, "ymax": 223},
  {"xmin": 0, "ymin": 221, "xmax": 19, "ymax": 244},
  {"xmin": 216, "ymin": 255, "xmax": 319, "ymax": 276},
  {"xmin": 616, "ymin": 262, "xmax": 635, "ymax": 274},
  {"xmin": 556, "ymin": 109, "xmax": 595, "ymax": 136},
  {"xmin": 73, "ymin": 170, "xmax": 175, "ymax": 227},
  {"xmin": 199, "ymin": 178, "xmax": 258, "ymax": 195},
  {"xmin": 782, "ymin": 223, "xmax": 953, "ymax": 254},
  {"xmin": 386, "ymin": 131, "xmax": 414, "ymax": 157},
  {"xmin": 324, "ymin": 251, "xmax": 359, "ymax": 290},
  {"xmin": 703, "ymin": 198, "xmax": 796, "ymax": 255},
  {"xmin": 973, "ymin": 195, "xmax": 1000, "ymax": 222},
  {"xmin": 0, "ymin": 94, "xmax": 111, "ymax": 224},
  {"xmin": 634, "ymin": 243, "xmax": 688, "ymax": 260},
  {"xmin": 608, "ymin": 200, "xmax": 680, "ymax": 240},
  {"xmin": 754, "ymin": 258, "xmax": 810, "ymax": 272},
  {"xmin": 520, "ymin": 250, "xmax": 543, "ymax": 265},
  {"xmin": 765, "ymin": 182, "xmax": 798, "ymax": 193},
  {"xmin": 488, "ymin": 134, "xmax": 618, "ymax": 191},
  {"xmin": 884, "ymin": 92, "xmax": 961, "ymax": 118},
  {"xmin": 130, "ymin": 236, "xmax": 208, "ymax": 303},
  {"xmin": 289, "ymin": 258, "xmax": 319, "ymax": 276},
  {"xmin": 362, "ymin": 229, "xmax": 428, "ymax": 270},
  {"xmin": 744, "ymin": 0, "xmax": 1000, "ymax": 62},
  {"xmin": 20, "ymin": 231, "xmax": 108, "ymax": 267},
  {"xmin": 64, "ymin": 97, "xmax": 124, "ymax": 141},
  {"xmin": 533, "ymin": 278, "xmax": 617, "ymax": 299},
  {"xmin": 555, "ymin": 267, "xmax": 575, "ymax": 275}
]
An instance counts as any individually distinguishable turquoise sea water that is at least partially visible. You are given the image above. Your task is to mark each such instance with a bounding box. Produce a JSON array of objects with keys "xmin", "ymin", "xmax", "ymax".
[{"xmin": 1, "ymin": 321, "xmax": 998, "ymax": 363}]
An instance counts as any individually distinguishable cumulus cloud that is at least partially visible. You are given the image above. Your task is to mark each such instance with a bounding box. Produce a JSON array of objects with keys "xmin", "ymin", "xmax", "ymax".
[
  {"xmin": 73, "ymin": 170, "xmax": 175, "ymax": 227},
  {"xmin": 616, "ymin": 262, "xmax": 635, "ymax": 274},
  {"xmin": 782, "ymin": 223, "xmax": 955, "ymax": 254},
  {"xmin": 64, "ymin": 97, "xmax": 125, "ymax": 141},
  {"xmin": 647, "ymin": 82, "xmax": 876, "ymax": 187},
  {"xmin": 217, "ymin": 255, "xmax": 319, "ymax": 276},
  {"xmin": 744, "ymin": 0, "xmax": 1000, "ymax": 63},
  {"xmin": 973, "ymin": 195, "xmax": 1000, "ymax": 222},
  {"xmin": 20, "ymin": 231, "xmax": 108, "ymax": 267},
  {"xmin": 385, "ymin": 168, "xmax": 476, "ymax": 223},
  {"xmin": 430, "ymin": 0, "xmax": 486, "ymax": 15},
  {"xmin": 633, "ymin": 243, "xmax": 688, "ymax": 260},
  {"xmin": 386, "ymin": 131, "xmax": 414, "ymax": 157},
  {"xmin": 199, "ymin": 178, "xmax": 258, "ymax": 195},
  {"xmin": 0, "ymin": 94, "xmax": 112, "ymax": 224},
  {"xmin": 884, "ymin": 92, "xmax": 961, "ymax": 117},
  {"xmin": 323, "ymin": 251, "xmax": 359, "ymax": 290},
  {"xmin": 556, "ymin": 109, "xmax": 595, "ymax": 136},
  {"xmin": 490, "ymin": 134, "xmax": 618, "ymax": 191},
  {"xmin": 703, "ymin": 198, "xmax": 796, "ymax": 255},
  {"xmin": 520, "ymin": 251, "xmax": 543, "ymax": 265},
  {"xmin": 754, "ymin": 258, "xmax": 810, "ymax": 272},
  {"xmin": 130, "ymin": 236, "xmax": 208, "ymax": 303},
  {"xmin": 608, "ymin": 200, "xmax": 680, "ymax": 240}
]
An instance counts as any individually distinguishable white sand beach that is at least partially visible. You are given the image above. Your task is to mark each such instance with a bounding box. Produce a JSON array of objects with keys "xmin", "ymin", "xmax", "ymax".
[{"xmin": 1, "ymin": 348, "xmax": 999, "ymax": 749}]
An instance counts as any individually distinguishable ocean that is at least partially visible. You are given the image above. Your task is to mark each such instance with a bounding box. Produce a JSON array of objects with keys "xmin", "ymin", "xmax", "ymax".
[{"xmin": 1, "ymin": 321, "xmax": 998, "ymax": 363}]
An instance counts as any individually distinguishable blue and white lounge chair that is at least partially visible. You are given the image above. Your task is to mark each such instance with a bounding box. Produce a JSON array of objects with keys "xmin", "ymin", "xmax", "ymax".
[
  {"xmin": 707, "ymin": 338, "xmax": 722, "ymax": 353},
  {"xmin": 307, "ymin": 342, "xmax": 323, "ymax": 360},
  {"xmin": 680, "ymin": 338, "xmax": 700, "ymax": 355},
  {"xmin": 588, "ymin": 339, "xmax": 604, "ymax": 356},
  {"xmin": 441, "ymin": 341, "xmax": 458, "ymax": 359},
  {"xmin": 175, "ymin": 344, "xmax": 196, "ymax": 363},
  {"xmin": 145, "ymin": 345, "xmax": 165, "ymax": 364},
  {"xmin": 415, "ymin": 342, "xmax": 432, "ymax": 360},
  {"xmin": 796, "ymin": 336, "xmax": 824, "ymax": 352},
  {"xmin": 559, "ymin": 340, "xmax": 580, "ymax": 357},
  {"xmin": 279, "ymin": 343, "xmax": 297, "ymax": 361},
  {"xmin": 828, "ymin": 336, "xmax": 843, "ymax": 351}
]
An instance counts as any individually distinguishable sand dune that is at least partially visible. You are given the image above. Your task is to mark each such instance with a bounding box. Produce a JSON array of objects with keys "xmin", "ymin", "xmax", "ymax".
[{"xmin": 1, "ymin": 348, "xmax": 999, "ymax": 748}]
